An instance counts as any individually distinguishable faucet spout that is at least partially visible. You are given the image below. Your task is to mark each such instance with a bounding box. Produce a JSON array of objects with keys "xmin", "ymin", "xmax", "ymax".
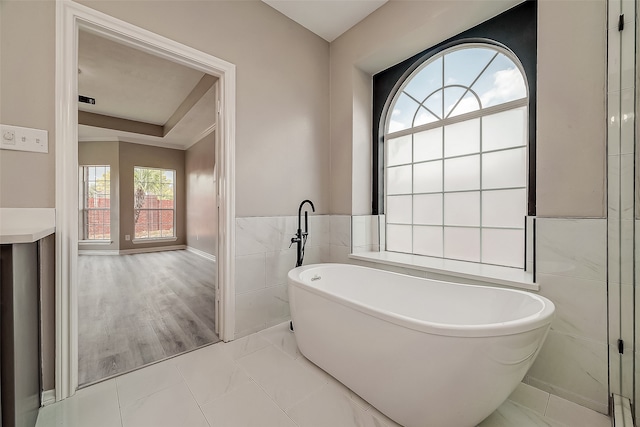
[
  {"xmin": 297, "ymin": 199, "xmax": 315, "ymax": 232},
  {"xmin": 294, "ymin": 200, "xmax": 315, "ymax": 267}
]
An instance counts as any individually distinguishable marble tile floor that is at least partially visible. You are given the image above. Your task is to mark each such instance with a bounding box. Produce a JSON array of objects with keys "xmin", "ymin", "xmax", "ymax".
[{"xmin": 36, "ymin": 322, "xmax": 611, "ymax": 427}]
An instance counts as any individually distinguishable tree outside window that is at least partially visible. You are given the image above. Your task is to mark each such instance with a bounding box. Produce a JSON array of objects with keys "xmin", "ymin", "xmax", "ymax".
[{"xmin": 133, "ymin": 167, "xmax": 175, "ymax": 239}]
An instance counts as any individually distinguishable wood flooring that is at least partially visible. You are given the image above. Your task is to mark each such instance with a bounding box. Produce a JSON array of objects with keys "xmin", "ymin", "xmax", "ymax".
[{"xmin": 77, "ymin": 250, "xmax": 219, "ymax": 386}]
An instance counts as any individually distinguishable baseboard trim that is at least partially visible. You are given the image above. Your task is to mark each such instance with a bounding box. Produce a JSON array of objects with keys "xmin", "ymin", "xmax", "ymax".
[
  {"xmin": 186, "ymin": 246, "xmax": 216, "ymax": 262},
  {"xmin": 78, "ymin": 249, "xmax": 120, "ymax": 256},
  {"xmin": 119, "ymin": 245, "xmax": 186, "ymax": 255},
  {"xmin": 41, "ymin": 389, "xmax": 56, "ymax": 407}
]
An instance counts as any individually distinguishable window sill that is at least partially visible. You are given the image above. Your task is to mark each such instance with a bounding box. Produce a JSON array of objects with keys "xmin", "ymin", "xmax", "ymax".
[
  {"xmin": 348, "ymin": 251, "xmax": 537, "ymax": 291},
  {"xmin": 78, "ymin": 240, "xmax": 113, "ymax": 245},
  {"xmin": 132, "ymin": 237, "xmax": 177, "ymax": 244}
]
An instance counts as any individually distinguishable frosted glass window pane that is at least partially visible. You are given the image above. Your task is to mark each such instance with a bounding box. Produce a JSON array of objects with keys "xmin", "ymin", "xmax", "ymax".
[
  {"xmin": 483, "ymin": 107, "xmax": 527, "ymax": 151},
  {"xmin": 444, "ymin": 155, "xmax": 479, "ymax": 191},
  {"xmin": 470, "ymin": 53, "xmax": 526, "ymax": 108},
  {"xmin": 482, "ymin": 189, "xmax": 526, "ymax": 228},
  {"xmin": 482, "ymin": 148, "xmax": 526, "ymax": 189},
  {"xmin": 444, "ymin": 192, "xmax": 480, "ymax": 226},
  {"xmin": 414, "ymin": 194, "xmax": 442, "ymax": 225},
  {"xmin": 404, "ymin": 57, "xmax": 442, "ymax": 102},
  {"xmin": 413, "ymin": 226, "xmax": 443, "ymax": 257},
  {"xmin": 387, "ymin": 135, "xmax": 412, "ymax": 166},
  {"xmin": 389, "ymin": 93, "xmax": 420, "ymax": 133},
  {"xmin": 387, "ymin": 165, "xmax": 412, "ymax": 195},
  {"xmin": 414, "ymin": 128, "xmax": 442, "ymax": 162},
  {"xmin": 482, "ymin": 228, "xmax": 524, "ymax": 268},
  {"xmin": 413, "ymin": 161, "xmax": 442, "ymax": 193},
  {"xmin": 444, "ymin": 118, "xmax": 480, "ymax": 157},
  {"xmin": 444, "ymin": 227, "xmax": 480, "ymax": 262},
  {"xmin": 387, "ymin": 195, "xmax": 412, "ymax": 224},
  {"xmin": 386, "ymin": 224, "xmax": 412, "ymax": 253}
]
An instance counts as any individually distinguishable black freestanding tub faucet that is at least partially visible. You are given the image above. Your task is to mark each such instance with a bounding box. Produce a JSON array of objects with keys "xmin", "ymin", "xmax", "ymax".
[{"xmin": 291, "ymin": 199, "xmax": 315, "ymax": 267}]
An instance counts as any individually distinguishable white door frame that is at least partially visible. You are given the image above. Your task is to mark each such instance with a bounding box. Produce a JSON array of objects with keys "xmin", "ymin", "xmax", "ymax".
[{"xmin": 55, "ymin": 0, "xmax": 236, "ymax": 401}]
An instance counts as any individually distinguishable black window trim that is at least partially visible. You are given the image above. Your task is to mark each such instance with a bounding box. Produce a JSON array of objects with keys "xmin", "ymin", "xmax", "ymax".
[{"xmin": 372, "ymin": 0, "xmax": 537, "ymax": 217}]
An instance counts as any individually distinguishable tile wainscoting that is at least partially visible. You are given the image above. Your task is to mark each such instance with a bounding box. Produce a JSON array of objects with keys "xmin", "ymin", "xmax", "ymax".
[
  {"xmin": 235, "ymin": 215, "xmax": 355, "ymax": 337},
  {"xmin": 236, "ymin": 215, "xmax": 611, "ymax": 415}
]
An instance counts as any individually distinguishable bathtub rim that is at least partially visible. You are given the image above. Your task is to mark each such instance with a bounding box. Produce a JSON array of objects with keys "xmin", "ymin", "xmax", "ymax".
[{"xmin": 288, "ymin": 263, "xmax": 555, "ymax": 338}]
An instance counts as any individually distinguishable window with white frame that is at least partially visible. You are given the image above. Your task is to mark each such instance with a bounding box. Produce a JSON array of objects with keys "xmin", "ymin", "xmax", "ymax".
[
  {"xmin": 133, "ymin": 167, "xmax": 176, "ymax": 240},
  {"xmin": 80, "ymin": 165, "xmax": 111, "ymax": 240},
  {"xmin": 384, "ymin": 44, "xmax": 528, "ymax": 268}
]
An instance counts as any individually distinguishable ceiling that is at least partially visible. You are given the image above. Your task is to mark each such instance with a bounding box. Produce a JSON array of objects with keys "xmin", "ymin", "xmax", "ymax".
[
  {"xmin": 77, "ymin": 2, "xmax": 386, "ymax": 148},
  {"xmin": 262, "ymin": 0, "xmax": 387, "ymax": 42},
  {"xmin": 78, "ymin": 30, "xmax": 217, "ymax": 150}
]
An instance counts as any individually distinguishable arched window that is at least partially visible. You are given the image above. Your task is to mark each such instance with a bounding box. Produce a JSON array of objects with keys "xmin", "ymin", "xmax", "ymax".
[{"xmin": 383, "ymin": 43, "xmax": 528, "ymax": 268}]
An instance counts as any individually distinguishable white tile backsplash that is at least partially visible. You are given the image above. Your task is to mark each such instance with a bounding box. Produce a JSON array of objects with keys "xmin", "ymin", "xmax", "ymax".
[
  {"xmin": 535, "ymin": 218, "xmax": 607, "ymax": 281},
  {"xmin": 527, "ymin": 330, "xmax": 609, "ymax": 412},
  {"xmin": 234, "ymin": 215, "xmax": 345, "ymax": 337},
  {"xmin": 235, "ymin": 253, "xmax": 266, "ymax": 294},
  {"xmin": 536, "ymin": 273, "xmax": 607, "ymax": 343},
  {"xmin": 265, "ymin": 249, "xmax": 296, "ymax": 287},
  {"xmin": 330, "ymin": 215, "xmax": 351, "ymax": 247}
]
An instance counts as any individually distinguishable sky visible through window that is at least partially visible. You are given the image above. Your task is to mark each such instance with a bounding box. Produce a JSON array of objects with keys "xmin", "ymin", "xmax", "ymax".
[{"xmin": 389, "ymin": 47, "xmax": 526, "ymax": 133}]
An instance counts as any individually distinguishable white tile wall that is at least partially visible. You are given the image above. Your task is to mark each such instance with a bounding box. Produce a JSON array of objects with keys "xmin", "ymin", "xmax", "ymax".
[
  {"xmin": 526, "ymin": 330, "xmax": 609, "ymax": 413},
  {"xmin": 536, "ymin": 219, "xmax": 607, "ymax": 282},
  {"xmin": 536, "ymin": 273, "xmax": 607, "ymax": 343},
  {"xmin": 530, "ymin": 218, "xmax": 609, "ymax": 413},
  {"xmin": 235, "ymin": 215, "xmax": 342, "ymax": 337},
  {"xmin": 351, "ymin": 215, "xmax": 379, "ymax": 253}
]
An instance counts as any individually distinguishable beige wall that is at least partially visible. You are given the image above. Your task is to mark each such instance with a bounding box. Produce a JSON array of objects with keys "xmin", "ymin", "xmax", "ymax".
[
  {"xmin": 75, "ymin": 0, "xmax": 331, "ymax": 217},
  {"xmin": 118, "ymin": 141, "xmax": 186, "ymax": 250},
  {"xmin": 329, "ymin": 0, "xmax": 606, "ymax": 218},
  {"xmin": 78, "ymin": 141, "xmax": 120, "ymax": 251},
  {"xmin": 536, "ymin": 0, "xmax": 606, "ymax": 217},
  {"xmin": 0, "ymin": 0, "xmax": 330, "ymax": 217},
  {"xmin": 0, "ymin": 1, "xmax": 56, "ymax": 208},
  {"xmin": 186, "ymin": 133, "xmax": 217, "ymax": 256}
]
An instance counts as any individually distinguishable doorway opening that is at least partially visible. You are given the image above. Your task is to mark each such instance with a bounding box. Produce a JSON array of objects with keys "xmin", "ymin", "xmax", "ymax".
[
  {"xmin": 76, "ymin": 28, "xmax": 223, "ymax": 386},
  {"xmin": 56, "ymin": 0, "xmax": 236, "ymax": 400}
]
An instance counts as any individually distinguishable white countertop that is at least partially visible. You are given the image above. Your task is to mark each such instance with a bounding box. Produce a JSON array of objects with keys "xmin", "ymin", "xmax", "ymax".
[{"xmin": 0, "ymin": 208, "xmax": 56, "ymax": 244}]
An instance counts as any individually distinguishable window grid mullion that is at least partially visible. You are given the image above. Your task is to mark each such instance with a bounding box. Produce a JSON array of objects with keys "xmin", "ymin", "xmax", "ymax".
[
  {"xmin": 411, "ymin": 133, "xmax": 414, "ymax": 254},
  {"xmin": 479, "ymin": 114, "xmax": 484, "ymax": 263},
  {"xmin": 388, "ymin": 144, "xmax": 527, "ymax": 168},
  {"xmin": 441, "ymin": 103, "xmax": 445, "ymax": 258},
  {"xmin": 386, "ymin": 99, "xmax": 527, "ymax": 140}
]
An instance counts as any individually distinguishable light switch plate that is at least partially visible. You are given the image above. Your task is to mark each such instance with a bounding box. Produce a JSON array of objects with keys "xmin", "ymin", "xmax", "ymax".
[{"xmin": 1, "ymin": 124, "xmax": 48, "ymax": 154}]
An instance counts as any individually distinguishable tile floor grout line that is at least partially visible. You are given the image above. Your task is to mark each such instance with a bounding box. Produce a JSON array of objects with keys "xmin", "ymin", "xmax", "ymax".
[
  {"xmin": 113, "ymin": 379, "xmax": 126, "ymax": 427},
  {"xmin": 178, "ymin": 366, "xmax": 214, "ymax": 427},
  {"xmin": 543, "ymin": 393, "xmax": 550, "ymax": 417},
  {"xmin": 236, "ymin": 345, "xmax": 315, "ymax": 426}
]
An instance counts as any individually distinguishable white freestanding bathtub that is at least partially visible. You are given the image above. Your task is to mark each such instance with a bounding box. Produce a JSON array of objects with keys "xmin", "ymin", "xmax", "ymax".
[{"xmin": 288, "ymin": 263, "xmax": 554, "ymax": 427}]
